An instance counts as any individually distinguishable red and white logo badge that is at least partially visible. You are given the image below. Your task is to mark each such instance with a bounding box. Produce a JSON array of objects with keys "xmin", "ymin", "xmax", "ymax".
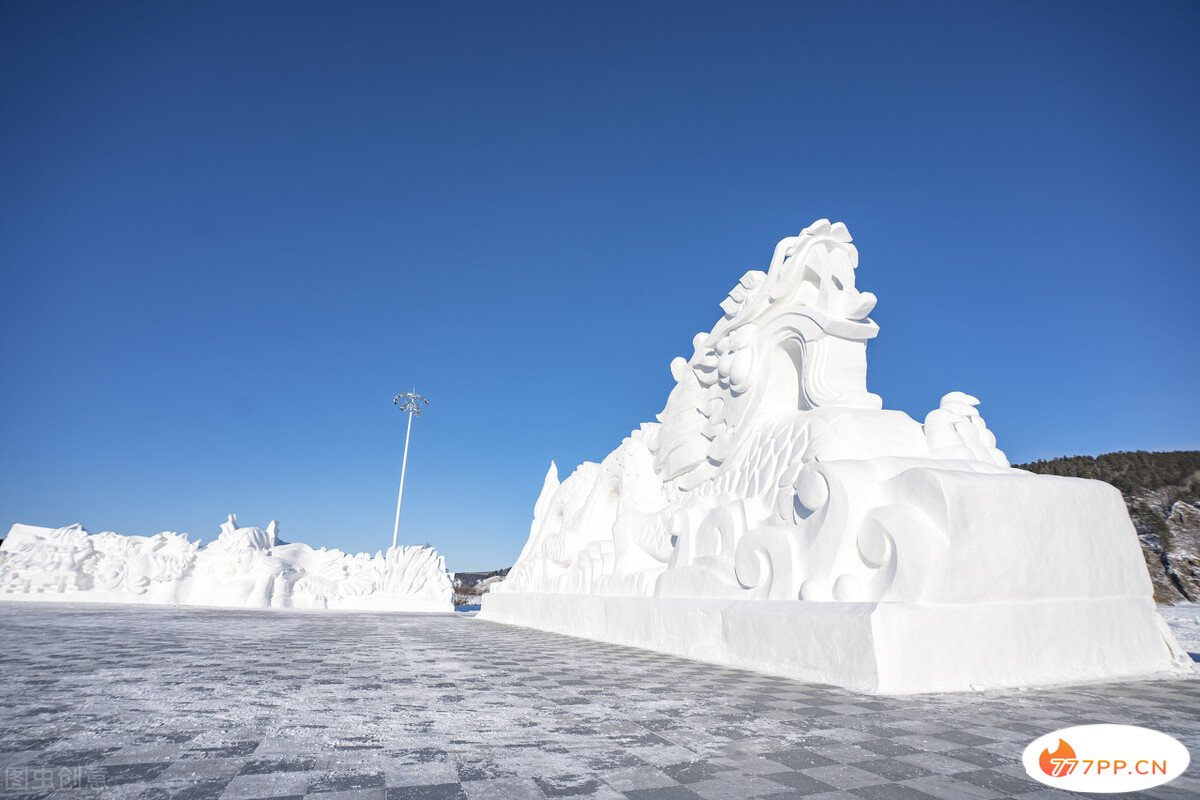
[{"xmin": 1023, "ymin": 724, "xmax": 1189, "ymax": 793}]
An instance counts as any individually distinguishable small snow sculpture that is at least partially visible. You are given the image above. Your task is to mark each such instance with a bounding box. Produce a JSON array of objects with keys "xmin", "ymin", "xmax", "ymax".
[
  {"xmin": 924, "ymin": 391, "xmax": 1007, "ymax": 465},
  {"xmin": 482, "ymin": 219, "xmax": 1192, "ymax": 693},
  {"xmin": 0, "ymin": 515, "xmax": 453, "ymax": 612}
]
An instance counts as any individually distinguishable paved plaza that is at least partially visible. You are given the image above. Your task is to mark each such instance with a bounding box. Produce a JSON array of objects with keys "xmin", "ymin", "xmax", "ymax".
[{"xmin": 0, "ymin": 603, "xmax": 1197, "ymax": 800}]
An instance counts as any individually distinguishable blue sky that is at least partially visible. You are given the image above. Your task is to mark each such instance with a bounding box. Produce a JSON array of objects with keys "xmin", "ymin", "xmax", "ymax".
[{"xmin": 2, "ymin": 1, "xmax": 1197, "ymax": 571}]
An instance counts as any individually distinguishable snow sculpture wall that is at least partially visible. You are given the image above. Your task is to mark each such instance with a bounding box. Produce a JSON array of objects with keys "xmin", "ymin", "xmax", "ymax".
[
  {"xmin": 482, "ymin": 219, "xmax": 1192, "ymax": 693},
  {"xmin": 0, "ymin": 515, "xmax": 453, "ymax": 612}
]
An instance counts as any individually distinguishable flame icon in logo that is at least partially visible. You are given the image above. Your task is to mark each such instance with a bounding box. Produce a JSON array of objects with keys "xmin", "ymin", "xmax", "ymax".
[{"xmin": 1039, "ymin": 739, "xmax": 1077, "ymax": 777}]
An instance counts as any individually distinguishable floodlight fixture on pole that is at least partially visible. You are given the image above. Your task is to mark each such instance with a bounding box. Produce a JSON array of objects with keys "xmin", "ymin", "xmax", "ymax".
[{"xmin": 391, "ymin": 389, "xmax": 429, "ymax": 549}]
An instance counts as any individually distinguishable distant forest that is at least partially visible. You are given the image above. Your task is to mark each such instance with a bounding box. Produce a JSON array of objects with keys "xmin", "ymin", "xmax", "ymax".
[{"xmin": 1014, "ymin": 450, "xmax": 1200, "ymax": 498}]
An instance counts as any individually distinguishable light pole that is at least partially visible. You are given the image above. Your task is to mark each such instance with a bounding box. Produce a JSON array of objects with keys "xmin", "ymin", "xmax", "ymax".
[{"xmin": 391, "ymin": 389, "xmax": 429, "ymax": 549}]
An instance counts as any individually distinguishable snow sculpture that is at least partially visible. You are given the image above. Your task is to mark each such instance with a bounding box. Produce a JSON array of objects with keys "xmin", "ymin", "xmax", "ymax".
[
  {"xmin": 482, "ymin": 219, "xmax": 1192, "ymax": 693},
  {"xmin": 0, "ymin": 515, "xmax": 453, "ymax": 612}
]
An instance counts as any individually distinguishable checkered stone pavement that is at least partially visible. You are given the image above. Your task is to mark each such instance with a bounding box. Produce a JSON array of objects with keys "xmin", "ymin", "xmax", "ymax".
[{"xmin": 0, "ymin": 602, "xmax": 1197, "ymax": 800}]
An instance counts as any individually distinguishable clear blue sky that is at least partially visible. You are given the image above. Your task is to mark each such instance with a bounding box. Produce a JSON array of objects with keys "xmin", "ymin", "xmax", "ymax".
[{"xmin": 2, "ymin": 1, "xmax": 1197, "ymax": 571}]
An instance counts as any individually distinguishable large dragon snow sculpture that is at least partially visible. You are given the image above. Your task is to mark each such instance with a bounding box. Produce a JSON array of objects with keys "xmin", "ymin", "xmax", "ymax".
[
  {"xmin": 0, "ymin": 515, "xmax": 453, "ymax": 612},
  {"xmin": 483, "ymin": 220, "xmax": 1190, "ymax": 692}
]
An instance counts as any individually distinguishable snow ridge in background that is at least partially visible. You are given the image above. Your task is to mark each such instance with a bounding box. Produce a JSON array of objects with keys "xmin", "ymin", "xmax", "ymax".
[{"xmin": 0, "ymin": 515, "xmax": 453, "ymax": 612}]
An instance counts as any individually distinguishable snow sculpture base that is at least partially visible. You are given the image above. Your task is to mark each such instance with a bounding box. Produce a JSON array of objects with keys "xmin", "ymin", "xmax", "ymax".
[
  {"xmin": 484, "ymin": 219, "xmax": 1193, "ymax": 694},
  {"xmin": 0, "ymin": 586, "xmax": 452, "ymax": 614},
  {"xmin": 482, "ymin": 593, "xmax": 1186, "ymax": 694}
]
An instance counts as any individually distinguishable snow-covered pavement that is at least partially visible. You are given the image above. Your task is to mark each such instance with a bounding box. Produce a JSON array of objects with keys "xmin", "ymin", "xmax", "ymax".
[{"xmin": 0, "ymin": 602, "xmax": 1196, "ymax": 800}]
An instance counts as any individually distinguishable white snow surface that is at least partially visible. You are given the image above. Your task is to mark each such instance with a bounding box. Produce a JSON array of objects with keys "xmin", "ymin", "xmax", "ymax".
[
  {"xmin": 0, "ymin": 515, "xmax": 454, "ymax": 612},
  {"xmin": 1159, "ymin": 603, "xmax": 1200, "ymax": 656}
]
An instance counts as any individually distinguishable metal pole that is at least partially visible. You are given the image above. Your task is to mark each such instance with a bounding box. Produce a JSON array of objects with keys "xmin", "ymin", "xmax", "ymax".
[
  {"xmin": 392, "ymin": 408, "xmax": 414, "ymax": 550},
  {"xmin": 390, "ymin": 389, "xmax": 427, "ymax": 550}
]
